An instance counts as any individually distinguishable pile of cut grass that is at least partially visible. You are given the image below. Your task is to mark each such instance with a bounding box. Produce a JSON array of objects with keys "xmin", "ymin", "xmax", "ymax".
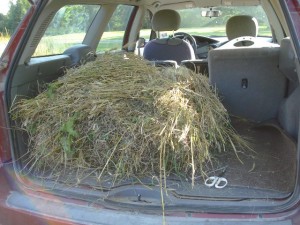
[{"xmin": 11, "ymin": 53, "xmax": 248, "ymax": 186}]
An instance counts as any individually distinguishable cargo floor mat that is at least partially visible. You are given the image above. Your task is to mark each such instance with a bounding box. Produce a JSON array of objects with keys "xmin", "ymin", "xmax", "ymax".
[{"xmin": 209, "ymin": 117, "xmax": 297, "ymax": 193}]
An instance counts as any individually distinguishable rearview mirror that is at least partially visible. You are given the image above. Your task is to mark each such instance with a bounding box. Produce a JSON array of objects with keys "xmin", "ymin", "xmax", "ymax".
[{"xmin": 201, "ymin": 9, "xmax": 222, "ymax": 18}]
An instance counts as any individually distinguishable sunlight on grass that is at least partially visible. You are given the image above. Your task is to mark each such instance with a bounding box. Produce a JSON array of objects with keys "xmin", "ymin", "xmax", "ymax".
[
  {"xmin": 0, "ymin": 32, "xmax": 10, "ymax": 56},
  {"xmin": 33, "ymin": 33, "xmax": 86, "ymax": 56},
  {"xmin": 34, "ymin": 31, "xmax": 126, "ymax": 56},
  {"xmin": 2, "ymin": 26, "xmax": 272, "ymax": 57},
  {"xmin": 96, "ymin": 31, "xmax": 124, "ymax": 52}
]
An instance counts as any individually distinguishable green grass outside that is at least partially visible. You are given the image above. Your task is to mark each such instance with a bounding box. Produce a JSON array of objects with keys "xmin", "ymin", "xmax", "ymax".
[
  {"xmin": 0, "ymin": 35, "xmax": 10, "ymax": 42},
  {"xmin": 0, "ymin": 33, "xmax": 10, "ymax": 55},
  {"xmin": 0, "ymin": 26, "xmax": 272, "ymax": 56}
]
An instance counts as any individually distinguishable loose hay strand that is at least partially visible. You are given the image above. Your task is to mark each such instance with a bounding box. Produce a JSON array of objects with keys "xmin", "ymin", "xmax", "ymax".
[{"xmin": 11, "ymin": 53, "xmax": 250, "ymax": 188}]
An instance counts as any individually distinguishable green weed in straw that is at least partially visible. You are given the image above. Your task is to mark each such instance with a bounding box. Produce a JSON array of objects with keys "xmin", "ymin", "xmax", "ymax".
[{"xmin": 11, "ymin": 53, "xmax": 249, "ymax": 187}]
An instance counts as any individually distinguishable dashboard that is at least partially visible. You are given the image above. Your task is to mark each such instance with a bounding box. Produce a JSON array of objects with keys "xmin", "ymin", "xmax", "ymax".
[{"xmin": 193, "ymin": 35, "xmax": 227, "ymax": 59}]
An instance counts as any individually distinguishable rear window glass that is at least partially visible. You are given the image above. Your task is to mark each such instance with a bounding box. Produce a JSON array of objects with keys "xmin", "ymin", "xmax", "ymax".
[
  {"xmin": 139, "ymin": 10, "xmax": 152, "ymax": 41},
  {"xmin": 33, "ymin": 5, "xmax": 100, "ymax": 56}
]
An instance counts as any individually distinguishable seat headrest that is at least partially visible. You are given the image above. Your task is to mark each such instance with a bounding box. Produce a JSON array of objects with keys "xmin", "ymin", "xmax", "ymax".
[
  {"xmin": 152, "ymin": 9, "xmax": 181, "ymax": 32},
  {"xmin": 226, "ymin": 15, "xmax": 258, "ymax": 40}
]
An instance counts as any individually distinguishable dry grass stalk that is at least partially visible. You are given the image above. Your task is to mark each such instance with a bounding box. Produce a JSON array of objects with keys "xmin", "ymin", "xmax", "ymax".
[{"xmin": 11, "ymin": 53, "xmax": 249, "ymax": 187}]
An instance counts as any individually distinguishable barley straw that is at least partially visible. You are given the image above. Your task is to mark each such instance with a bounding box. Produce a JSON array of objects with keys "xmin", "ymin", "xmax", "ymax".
[{"xmin": 11, "ymin": 53, "xmax": 249, "ymax": 188}]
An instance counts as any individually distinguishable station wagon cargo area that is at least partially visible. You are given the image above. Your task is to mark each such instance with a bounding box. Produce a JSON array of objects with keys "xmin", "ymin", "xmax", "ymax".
[{"xmin": 1, "ymin": 0, "xmax": 300, "ymax": 224}]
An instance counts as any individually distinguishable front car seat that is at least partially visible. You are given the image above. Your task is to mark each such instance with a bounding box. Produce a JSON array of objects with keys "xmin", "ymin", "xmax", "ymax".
[
  {"xmin": 143, "ymin": 9, "xmax": 195, "ymax": 65},
  {"xmin": 226, "ymin": 15, "xmax": 258, "ymax": 40}
]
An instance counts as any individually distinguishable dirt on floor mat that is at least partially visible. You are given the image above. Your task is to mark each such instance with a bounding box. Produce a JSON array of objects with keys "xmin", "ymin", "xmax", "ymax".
[
  {"xmin": 209, "ymin": 117, "xmax": 297, "ymax": 193},
  {"xmin": 31, "ymin": 116, "xmax": 296, "ymax": 197}
]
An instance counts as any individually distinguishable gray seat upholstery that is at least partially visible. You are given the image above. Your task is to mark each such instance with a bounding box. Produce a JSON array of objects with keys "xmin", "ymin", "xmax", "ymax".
[
  {"xmin": 208, "ymin": 37, "xmax": 286, "ymax": 122},
  {"xmin": 143, "ymin": 9, "xmax": 195, "ymax": 64},
  {"xmin": 208, "ymin": 15, "xmax": 286, "ymax": 122},
  {"xmin": 226, "ymin": 15, "xmax": 258, "ymax": 40},
  {"xmin": 279, "ymin": 37, "xmax": 299, "ymax": 94},
  {"xmin": 278, "ymin": 87, "xmax": 300, "ymax": 140},
  {"xmin": 278, "ymin": 38, "xmax": 300, "ymax": 139}
]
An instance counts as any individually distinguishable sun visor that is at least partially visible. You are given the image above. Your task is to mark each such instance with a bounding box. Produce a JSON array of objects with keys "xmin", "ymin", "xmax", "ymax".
[
  {"xmin": 158, "ymin": 1, "xmax": 195, "ymax": 10},
  {"xmin": 222, "ymin": 0, "xmax": 261, "ymax": 6}
]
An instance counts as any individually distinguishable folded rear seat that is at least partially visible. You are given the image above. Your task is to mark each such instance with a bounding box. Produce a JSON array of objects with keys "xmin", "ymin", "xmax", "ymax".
[
  {"xmin": 278, "ymin": 37, "xmax": 300, "ymax": 139},
  {"xmin": 208, "ymin": 37, "xmax": 287, "ymax": 122}
]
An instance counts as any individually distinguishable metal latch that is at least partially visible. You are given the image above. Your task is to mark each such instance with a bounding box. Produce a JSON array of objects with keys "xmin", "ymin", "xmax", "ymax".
[{"xmin": 241, "ymin": 78, "xmax": 248, "ymax": 89}]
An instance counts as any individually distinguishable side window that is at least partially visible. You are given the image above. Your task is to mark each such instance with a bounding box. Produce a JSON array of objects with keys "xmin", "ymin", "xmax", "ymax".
[
  {"xmin": 139, "ymin": 10, "xmax": 152, "ymax": 41},
  {"xmin": 97, "ymin": 5, "xmax": 134, "ymax": 52},
  {"xmin": 33, "ymin": 5, "xmax": 100, "ymax": 57}
]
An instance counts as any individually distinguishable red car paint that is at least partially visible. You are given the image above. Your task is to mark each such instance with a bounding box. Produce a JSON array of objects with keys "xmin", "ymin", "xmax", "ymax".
[
  {"xmin": 287, "ymin": 0, "xmax": 300, "ymax": 42},
  {"xmin": 0, "ymin": 4, "xmax": 36, "ymax": 164},
  {"xmin": 0, "ymin": 1, "xmax": 300, "ymax": 224}
]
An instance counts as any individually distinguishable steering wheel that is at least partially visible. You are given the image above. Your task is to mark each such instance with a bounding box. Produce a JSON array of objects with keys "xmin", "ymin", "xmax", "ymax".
[{"xmin": 174, "ymin": 32, "xmax": 197, "ymax": 53}]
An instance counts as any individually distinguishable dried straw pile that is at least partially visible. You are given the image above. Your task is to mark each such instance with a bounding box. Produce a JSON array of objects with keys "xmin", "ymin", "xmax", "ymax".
[{"xmin": 11, "ymin": 53, "xmax": 247, "ymax": 185}]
